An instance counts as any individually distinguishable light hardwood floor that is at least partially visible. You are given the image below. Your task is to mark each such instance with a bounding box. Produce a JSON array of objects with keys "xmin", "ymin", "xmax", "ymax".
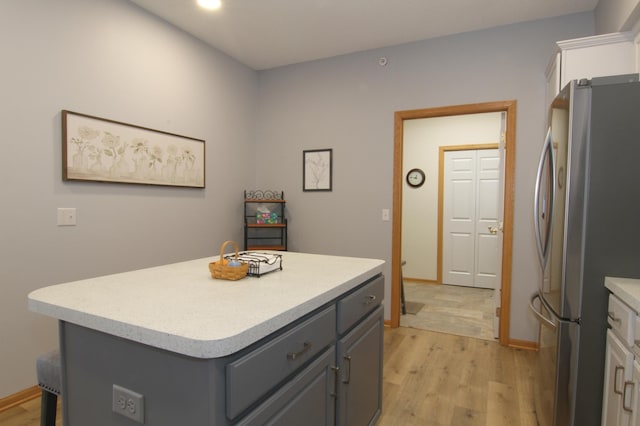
[
  {"xmin": 0, "ymin": 395, "xmax": 62, "ymax": 426},
  {"xmin": 0, "ymin": 327, "xmax": 538, "ymax": 426},
  {"xmin": 379, "ymin": 326, "xmax": 538, "ymax": 426}
]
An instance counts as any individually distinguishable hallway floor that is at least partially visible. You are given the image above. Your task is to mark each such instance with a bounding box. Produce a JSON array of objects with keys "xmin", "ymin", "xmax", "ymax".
[{"xmin": 400, "ymin": 281, "xmax": 495, "ymax": 341}]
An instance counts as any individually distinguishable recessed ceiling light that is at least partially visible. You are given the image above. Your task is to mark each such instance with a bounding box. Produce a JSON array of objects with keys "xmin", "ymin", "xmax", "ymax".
[{"xmin": 197, "ymin": 0, "xmax": 221, "ymax": 10}]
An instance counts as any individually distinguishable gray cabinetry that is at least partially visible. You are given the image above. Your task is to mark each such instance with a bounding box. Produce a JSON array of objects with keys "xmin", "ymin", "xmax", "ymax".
[
  {"xmin": 227, "ymin": 305, "xmax": 336, "ymax": 419},
  {"xmin": 235, "ymin": 274, "xmax": 384, "ymax": 426},
  {"xmin": 236, "ymin": 347, "xmax": 337, "ymax": 426},
  {"xmin": 337, "ymin": 305, "xmax": 384, "ymax": 426},
  {"xmin": 60, "ymin": 274, "xmax": 384, "ymax": 425},
  {"xmin": 337, "ymin": 275, "xmax": 384, "ymax": 334}
]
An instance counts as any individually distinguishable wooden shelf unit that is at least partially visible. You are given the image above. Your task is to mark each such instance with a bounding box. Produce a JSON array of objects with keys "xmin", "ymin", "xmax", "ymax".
[{"xmin": 244, "ymin": 191, "xmax": 287, "ymax": 251}]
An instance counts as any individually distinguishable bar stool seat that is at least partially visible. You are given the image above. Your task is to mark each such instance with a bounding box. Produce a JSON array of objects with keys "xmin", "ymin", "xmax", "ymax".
[{"xmin": 36, "ymin": 349, "xmax": 61, "ymax": 426}]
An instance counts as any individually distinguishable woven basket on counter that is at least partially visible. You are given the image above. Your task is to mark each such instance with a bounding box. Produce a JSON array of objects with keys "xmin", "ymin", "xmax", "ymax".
[{"xmin": 209, "ymin": 241, "xmax": 248, "ymax": 281}]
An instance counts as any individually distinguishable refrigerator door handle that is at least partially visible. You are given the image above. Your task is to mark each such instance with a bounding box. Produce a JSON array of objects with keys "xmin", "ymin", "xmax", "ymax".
[
  {"xmin": 529, "ymin": 293, "xmax": 557, "ymax": 330},
  {"xmin": 533, "ymin": 128, "xmax": 556, "ymax": 269}
]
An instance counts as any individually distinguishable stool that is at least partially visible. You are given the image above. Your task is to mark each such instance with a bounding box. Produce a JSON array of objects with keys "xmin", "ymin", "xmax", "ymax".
[{"xmin": 36, "ymin": 349, "xmax": 61, "ymax": 426}]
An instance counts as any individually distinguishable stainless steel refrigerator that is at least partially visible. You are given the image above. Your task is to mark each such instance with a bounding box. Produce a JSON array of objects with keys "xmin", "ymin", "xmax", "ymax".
[{"xmin": 529, "ymin": 74, "xmax": 640, "ymax": 426}]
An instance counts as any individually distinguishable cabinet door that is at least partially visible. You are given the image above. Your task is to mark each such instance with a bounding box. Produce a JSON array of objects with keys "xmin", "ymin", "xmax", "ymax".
[
  {"xmin": 236, "ymin": 346, "xmax": 336, "ymax": 426},
  {"xmin": 336, "ymin": 306, "xmax": 383, "ymax": 426},
  {"xmin": 560, "ymin": 36, "xmax": 635, "ymax": 88},
  {"xmin": 632, "ymin": 360, "xmax": 640, "ymax": 426},
  {"xmin": 227, "ymin": 306, "xmax": 336, "ymax": 419},
  {"xmin": 545, "ymin": 52, "xmax": 561, "ymax": 108},
  {"xmin": 602, "ymin": 330, "xmax": 634, "ymax": 426}
]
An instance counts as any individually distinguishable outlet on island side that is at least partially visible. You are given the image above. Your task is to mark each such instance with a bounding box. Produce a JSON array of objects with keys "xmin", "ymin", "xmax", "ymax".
[{"xmin": 113, "ymin": 384, "xmax": 145, "ymax": 423}]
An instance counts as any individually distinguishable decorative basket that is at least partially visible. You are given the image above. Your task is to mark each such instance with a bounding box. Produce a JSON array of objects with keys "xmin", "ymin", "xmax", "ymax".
[{"xmin": 209, "ymin": 241, "xmax": 248, "ymax": 281}]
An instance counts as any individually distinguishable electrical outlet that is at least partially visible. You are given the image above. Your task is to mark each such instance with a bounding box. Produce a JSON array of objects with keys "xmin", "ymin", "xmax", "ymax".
[
  {"xmin": 113, "ymin": 384, "xmax": 145, "ymax": 423},
  {"xmin": 382, "ymin": 209, "xmax": 390, "ymax": 221}
]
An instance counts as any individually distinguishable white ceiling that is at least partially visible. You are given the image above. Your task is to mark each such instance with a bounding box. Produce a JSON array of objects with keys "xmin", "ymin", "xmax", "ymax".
[{"xmin": 128, "ymin": 0, "xmax": 599, "ymax": 70}]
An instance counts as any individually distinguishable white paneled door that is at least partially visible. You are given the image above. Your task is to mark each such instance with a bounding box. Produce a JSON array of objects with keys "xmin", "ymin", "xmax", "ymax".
[
  {"xmin": 442, "ymin": 151, "xmax": 475, "ymax": 287},
  {"xmin": 443, "ymin": 149, "xmax": 501, "ymax": 289}
]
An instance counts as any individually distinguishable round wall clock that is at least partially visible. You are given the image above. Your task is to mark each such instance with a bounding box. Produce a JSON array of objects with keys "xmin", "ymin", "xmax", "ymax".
[{"xmin": 406, "ymin": 168, "xmax": 425, "ymax": 188}]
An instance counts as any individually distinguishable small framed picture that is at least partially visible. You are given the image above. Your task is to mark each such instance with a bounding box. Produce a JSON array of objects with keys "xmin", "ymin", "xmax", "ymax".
[{"xmin": 303, "ymin": 149, "xmax": 332, "ymax": 191}]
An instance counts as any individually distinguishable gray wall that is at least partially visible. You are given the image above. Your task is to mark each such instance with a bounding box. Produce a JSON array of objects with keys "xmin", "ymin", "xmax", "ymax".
[
  {"xmin": 596, "ymin": 0, "xmax": 640, "ymax": 32},
  {"xmin": 255, "ymin": 13, "xmax": 595, "ymax": 342},
  {"xmin": 0, "ymin": 0, "xmax": 601, "ymax": 400},
  {"xmin": 0, "ymin": 0, "xmax": 257, "ymax": 397}
]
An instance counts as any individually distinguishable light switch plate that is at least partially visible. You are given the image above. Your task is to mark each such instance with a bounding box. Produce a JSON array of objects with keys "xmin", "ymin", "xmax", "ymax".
[{"xmin": 57, "ymin": 208, "xmax": 76, "ymax": 226}]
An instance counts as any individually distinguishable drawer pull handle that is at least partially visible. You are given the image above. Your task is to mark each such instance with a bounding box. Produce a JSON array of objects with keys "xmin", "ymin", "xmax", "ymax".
[
  {"xmin": 343, "ymin": 355, "xmax": 352, "ymax": 384},
  {"xmin": 287, "ymin": 341, "xmax": 312, "ymax": 360},
  {"xmin": 614, "ymin": 366, "xmax": 624, "ymax": 395},
  {"xmin": 364, "ymin": 295, "xmax": 377, "ymax": 305},
  {"xmin": 608, "ymin": 311, "xmax": 621, "ymax": 324},
  {"xmin": 330, "ymin": 366, "xmax": 339, "ymax": 398},
  {"xmin": 623, "ymin": 381, "xmax": 634, "ymax": 413}
]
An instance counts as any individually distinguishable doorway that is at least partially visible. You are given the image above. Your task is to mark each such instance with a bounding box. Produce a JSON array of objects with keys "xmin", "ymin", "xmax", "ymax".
[{"xmin": 390, "ymin": 100, "xmax": 516, "ymax": 346}]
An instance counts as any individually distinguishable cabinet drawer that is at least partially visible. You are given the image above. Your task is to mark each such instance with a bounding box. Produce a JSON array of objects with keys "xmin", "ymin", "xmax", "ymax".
[
  {"xmin": 227, "ymin": 305, "xmax": 336, "ymax": 420},
  {"xmin": 236, "ymin": 346, "xmax": 336, "ymax": 426},
  {"xmin": 337, "ymin": 274, "xmax": 384, "ymax": 335},
  {"xmin": 608, "ymin": 294, "xmax": 635, "ymax": 347}
]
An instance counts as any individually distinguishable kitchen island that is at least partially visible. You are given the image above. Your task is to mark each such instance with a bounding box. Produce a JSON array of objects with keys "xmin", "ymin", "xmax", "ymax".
[{"xmin": 29, "ymin": 251, "xmax": 385, "ymax": 425}]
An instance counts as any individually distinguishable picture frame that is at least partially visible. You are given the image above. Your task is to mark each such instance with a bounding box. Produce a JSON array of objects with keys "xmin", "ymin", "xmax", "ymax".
[
  {"xmin": 62, "ymin": 110, "xmax": 205, "ymax": 188},
  {"xmin": 303, "ymin": 149, "xmax": 332, "ymax": 191}
]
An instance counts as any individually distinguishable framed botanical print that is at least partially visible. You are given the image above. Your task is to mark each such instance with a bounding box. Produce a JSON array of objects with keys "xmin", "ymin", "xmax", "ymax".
[
  {"xmin": 62, "ymin": 110, "xmax": 205, "ymax": 188},
  {"xmin": 303, "ymin": 149, "xmax": 332, "ymax": 191}
]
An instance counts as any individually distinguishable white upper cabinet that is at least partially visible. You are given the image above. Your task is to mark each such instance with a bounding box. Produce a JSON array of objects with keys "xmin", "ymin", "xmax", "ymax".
[{"xmin": 545, "ymin": 32, "xmax": 636, "ymax": 108}]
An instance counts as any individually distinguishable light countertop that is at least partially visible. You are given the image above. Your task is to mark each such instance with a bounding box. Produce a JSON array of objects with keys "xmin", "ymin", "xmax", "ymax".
[
  {"xmin": 605, "ymin": 276, "xmax": 640, "ymax": 312},
  {"xmin": 28, "ymin": 252, "xmax": 384, "ymax": 359}
]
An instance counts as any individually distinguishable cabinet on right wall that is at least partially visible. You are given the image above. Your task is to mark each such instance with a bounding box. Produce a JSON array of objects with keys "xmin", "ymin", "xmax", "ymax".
[
  {"xmin": 602, "ymin": 291, "xmax": 635, "ymax": 425},
  {"xmin": 604, "ymin": 277, "xmax": 640, "ymax": 426},
  {"xmin": 545, "ymin": 32, "xmax": 636, "ymax": 109}
]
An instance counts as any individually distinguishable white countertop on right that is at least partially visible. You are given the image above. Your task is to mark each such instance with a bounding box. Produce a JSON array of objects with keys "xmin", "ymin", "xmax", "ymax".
[{"xmin": 605, "ymin": 276, "xmax": 640, "ymax": 312}]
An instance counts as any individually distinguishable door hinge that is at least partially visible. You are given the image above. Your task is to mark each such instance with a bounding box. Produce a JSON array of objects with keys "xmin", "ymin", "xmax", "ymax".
[{"xmin": 495, "ymin": 307, "xmax": 501, "ymax": 317}]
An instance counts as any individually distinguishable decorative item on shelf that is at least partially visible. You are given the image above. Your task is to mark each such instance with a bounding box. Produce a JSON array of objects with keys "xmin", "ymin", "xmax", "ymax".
[
  {"xmin": 256, "ymin": 207, "xmax": 279, "ymax": 224},
  {"xmin": 209, "ymin": 241, "xmax": 248, "ymax": 281},
  {"xmin": 224, "ymin": 252, "xmax": 283, "ymax": 277},
  {"xmin": 245, "ymin": 190, "xmax": 284, "ymax": 200}
]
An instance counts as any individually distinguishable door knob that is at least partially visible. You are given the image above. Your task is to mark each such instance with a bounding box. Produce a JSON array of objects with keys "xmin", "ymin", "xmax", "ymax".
[{"xmin": 488, "ymin": 226, "xmax": 499, "ymax": 235}]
